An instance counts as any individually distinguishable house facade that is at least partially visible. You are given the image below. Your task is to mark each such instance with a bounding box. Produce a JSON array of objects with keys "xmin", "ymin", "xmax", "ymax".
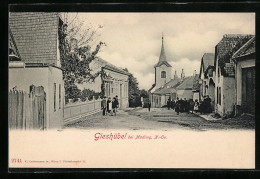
[
  {"xmin": 214, "ymin": 34, "xmax": 253, "ymax": 116},
  {"xmin": 232, "ymin": 36, "xmax": 255, "ymax": 116},
  {"xmin": 9, "ymin": 12, "xmax": 64, "ymax": 129},
  {"xmin": 77, "ymin": 57, "xmax": 130, "ymax": 109},
  {"xmin": 199, "ymin": 53, "xmax": 215, "ymax": 110}
]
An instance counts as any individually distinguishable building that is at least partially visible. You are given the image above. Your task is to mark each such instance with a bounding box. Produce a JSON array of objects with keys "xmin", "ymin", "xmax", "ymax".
[
  {"xmin": 9, "ymin": 12, "xmax": 64, "ymax": 129},
  {"xmin": 153, "ymin": 35, "xmax": 172, "ymax": 89},
  {"xmin": 232, "ymin": 36, "xmax": 255, "ymax": 116},
  {"xmin": 176, "ymin": 75, "xmax": 200, "ymax": 100},
  {"xmin": 77, "ymin": 57, "xmax": 130, "ymax": 109},
  {"xmin": 199, "ymin": 53, "xmax": 215, "ymax": 110},
  {"xmin": 149, "ymin": 35, "xmax": 199, "ymax": 107},
  {"xmin": 214, "ymin": 34, "xmax": 253, "ymax": 116}
]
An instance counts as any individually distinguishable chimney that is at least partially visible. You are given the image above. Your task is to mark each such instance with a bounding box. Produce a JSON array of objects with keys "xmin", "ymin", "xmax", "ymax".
[
  {"xmin": 194, "ymin": 70, "xmax": 197, "ymax": 76},
  {"xmin": 174, "ymin": 70, "xmax": 178, "ymax": 80},
  {"xmin": 181, "ymin": 69, "xmax": 185, "ymax": 80}
]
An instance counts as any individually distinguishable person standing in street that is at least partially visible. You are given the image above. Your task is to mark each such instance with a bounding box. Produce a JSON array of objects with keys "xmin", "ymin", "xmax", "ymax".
[
  {"xmin": 175, "ymin": 97, "xmax": 180, "ymax": 115},
  {"xmin": 189, "ymin": 99, "xmax": 195, "ymax": 114},
  {"xmin": 194, "ymin": 99, "xmax": 199, "ymax": 113},
  {"xmin": 107, "ymin": 97, "xmax": 112, "ymax": 115},
  {"xmin": 115, "ymin": 95, "xmax": 119, "ymax": 112},
  {"xmin": 167, "ymin": 97, "xmax": 171, "ymax": 110},
  {"xmin": 101, "ymin": 96, "xmax": 107, "ymax": 116},
  {"xmin": 148, "ymin": 100, "xmax": 151, "ymax": 112},
  {"xmin": 112, "ymin": 97, "xmax": 117, "ymax": 116}
]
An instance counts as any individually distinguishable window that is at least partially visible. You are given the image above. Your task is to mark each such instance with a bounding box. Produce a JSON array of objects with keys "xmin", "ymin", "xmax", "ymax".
[
  {"xmin": 161, "ymin": 71, "xmax": 166, "ymax": 78},
  {"xmin": 59, "ymin": 84, "xmax": 61, "ymax": 109},
  {"xmin": 54, "ymin": 83, "xmax": 56, "ymax": 111}
]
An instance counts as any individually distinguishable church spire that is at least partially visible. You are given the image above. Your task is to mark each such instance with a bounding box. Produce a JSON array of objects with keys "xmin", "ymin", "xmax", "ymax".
[
  {"xmin": 154, "ymin": 33, "xmax": 172, "ymax": 68},
  {"xmin": 159, "ymin": 33, "xmax": 167, "ymax": 62}
]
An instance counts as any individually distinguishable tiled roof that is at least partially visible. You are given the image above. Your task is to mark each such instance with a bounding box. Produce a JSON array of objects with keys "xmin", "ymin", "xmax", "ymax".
[
  {"xmin": 176, "ymin": 76, "xmax": 199, "ymax": 90},
  {"xmin": 215, "ymin": 34, "xmax": 253, "ymax": 77},
  {"xmin": 153, "ymin": 75, "xmax": 199, "ymax": 94},
  {"xmin": 232, "ymin": 36, "xmax": 255, "ymax": 59},
  {"xmin": 95, "ymin": 58, "xmax": 130, "ymax": 76},
  {"xmin": 153, "ymin": 78, "xmax": 181, "ymax": 94},
  {"xmin": 9, "ymin": 12, "xmax": 60, "ymax": 65},
  {"xmin": 199, "ymin": 53, "xmax": 215, "ymax": 78}
]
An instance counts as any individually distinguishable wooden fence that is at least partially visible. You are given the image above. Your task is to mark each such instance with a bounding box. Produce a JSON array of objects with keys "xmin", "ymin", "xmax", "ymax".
[
  {"xmin": 64, "ymin": 96, "xmax": 102, "ymax": 125},
  {"xmin": 8, "ymin": 85, "xmax": 46, "ymax": 130}
]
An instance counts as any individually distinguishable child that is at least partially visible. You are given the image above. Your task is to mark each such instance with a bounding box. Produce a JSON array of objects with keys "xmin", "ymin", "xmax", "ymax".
[{"xmin": 107, "ymin": 97, "xmax": 112, "ymax": 115}]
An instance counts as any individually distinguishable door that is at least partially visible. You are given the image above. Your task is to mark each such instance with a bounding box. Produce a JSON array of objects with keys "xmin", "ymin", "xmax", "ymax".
[{"xmin": 242, "ymin": 67, "xmax": 255, "ymax": 115}]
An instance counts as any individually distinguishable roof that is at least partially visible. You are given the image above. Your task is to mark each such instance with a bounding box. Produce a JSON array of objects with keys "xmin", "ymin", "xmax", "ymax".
[
  {"xmin": 153, "ymin": 78, "xmax": 181, "ymax": 94},
  {"xmin": 154, "ymin": 36, "xmax": 172, "ymax": 68},
  {"xmin": 95, "ymin": 58, "xmax": 130, "ymax": 76},
  {"xmin": 152, "ymin": 75, "xmax": 199, "ymax": 95},
  {"xmin": 232, "ymin": 36, "xmax": 255, "ymax": 60},
  {"xmin": 199, "ymin": 53, "xmax": 215, "ymax": 78},
  {"xmin": 148, "ymin": 84, "xmax": 156, "ymax": 93},
  {"xmin": 176, "ymin": 75, "xmax": 199, "ymax": 90},
  {"xmin": 9, "ymin": 12, "xmax": 60, "ymax": 65},
  {"xmin": 215, "ymin": 34, "xmax": 254, "ymax": 77}
]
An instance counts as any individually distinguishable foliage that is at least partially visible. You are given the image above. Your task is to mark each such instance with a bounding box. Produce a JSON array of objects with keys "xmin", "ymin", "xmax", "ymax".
[
  {"xmin": 139, "ymin": 89, "xmax": 149, "ymax": 98},
  {"xmin": 80, "ymin": 88, "xmax": 102, "ymax": 101},
  {"xmin": 58, "ymin": 13, "xmax": 106, "ymax": 103},
  {"xmin": 65, "ymin": 84, "xmax": 81, "ymax": 103},
  {"xmin": 123, "ymin": 68, "xmax": 149, "ymax": 107}
]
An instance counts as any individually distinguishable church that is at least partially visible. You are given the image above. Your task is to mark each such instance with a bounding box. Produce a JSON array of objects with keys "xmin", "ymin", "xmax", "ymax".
[{"xmin": 149, "ymin": 35, "xmax": 200, "ymax": 108}]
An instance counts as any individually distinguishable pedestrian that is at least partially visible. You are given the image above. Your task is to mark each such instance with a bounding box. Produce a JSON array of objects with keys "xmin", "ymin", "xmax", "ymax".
[
  {"xmin": 107, "ymin": 97, "xmax": 112, "ymax": 115},
  {"xmin": 171, "ymin": 99, "xmax": 175, "ymax": 110},
  {"xmin": 194, "ymin": 99, "xmax": 199, "ymax": 113},
  {"xmin": 189, "ymin": 99, "xmax": 195, "ymax": 114},
  {"xmin": 179, "ymin": 98, "xmax": 184, "ymax": 113},
  {"xmin": 148, "ymin": 100, "xmax": 151, "ymax": 112},
  {"xmin": 184, "ymin": 98, "xmax": 189, "ymax": 113},
  {"xmin": 112, "ymin": 97, "xmax": 117, "ymax": 116},
  {"xmin": 167, "ymin": 97, "xmax": 171, "ymax": 110},
  {"xmin": 115, "ymin": 95, "xmax": 119, "ymax": 112},
  {"xmin": 175, "ymin": 97, "xmax": 180, "ymax": 115},
  {"xmin": 101, "ymin": 96, "xmax": 107, "ymax": 116},
  {"xmin": 199, "ymin": 99, "xmax": 204, "ymax": 114}
]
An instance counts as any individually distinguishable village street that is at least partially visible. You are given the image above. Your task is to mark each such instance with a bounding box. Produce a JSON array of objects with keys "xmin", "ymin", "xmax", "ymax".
[{"xmin": 64, "ymin": 107, "xmax": 255, "ymax": 131}]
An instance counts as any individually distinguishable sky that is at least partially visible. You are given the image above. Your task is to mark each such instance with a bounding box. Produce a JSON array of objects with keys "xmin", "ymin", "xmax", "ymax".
[{"xmin": 69, "ymin": 13, "xmax": 255, "ymax": 90}]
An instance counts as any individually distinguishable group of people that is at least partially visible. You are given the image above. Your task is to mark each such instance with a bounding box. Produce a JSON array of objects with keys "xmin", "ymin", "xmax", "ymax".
[
  {"xmin": 165, "ymin": 95, "xmax": 212, "ymax": 115},
  {"xmin": 101, "ymin": 95, "xmax": 119, "ymax": 116}
]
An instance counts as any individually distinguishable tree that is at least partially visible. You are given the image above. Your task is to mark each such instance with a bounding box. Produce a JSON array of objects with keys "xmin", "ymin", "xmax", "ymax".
[
  {"xmin": 123, "ymin": 68, "xmax": 148, "ymax": 107},
  {"xmin": 139, "ymin": 89, "xmax": 149, "ymax": 98},
  {"xmin": 58, "ymin": 13, "xmax": 107, "ymax": 103}
]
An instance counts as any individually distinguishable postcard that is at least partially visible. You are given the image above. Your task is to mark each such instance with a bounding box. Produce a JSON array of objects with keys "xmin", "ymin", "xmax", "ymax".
[{"xmin": 8, "ymin": 10, "xmax": 255, "ymax": 169}]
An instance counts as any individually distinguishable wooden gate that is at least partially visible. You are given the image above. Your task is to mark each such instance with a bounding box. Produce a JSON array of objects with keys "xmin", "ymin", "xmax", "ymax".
[{"xmin": 9, "ymin": 85, "xmax": 46, "ymax": 130}]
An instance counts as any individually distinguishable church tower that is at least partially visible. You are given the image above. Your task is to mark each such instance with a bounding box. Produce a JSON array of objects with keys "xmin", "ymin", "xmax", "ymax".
[{"xmin": 154, "ymin": 34, "xmax": 172, "ymax": 88}]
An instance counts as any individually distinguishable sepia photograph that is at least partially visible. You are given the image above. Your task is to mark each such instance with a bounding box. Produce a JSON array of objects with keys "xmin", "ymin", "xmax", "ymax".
[{"xmin": 8, "ymin": 10, "xmax": 255, "ymax": 169}]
